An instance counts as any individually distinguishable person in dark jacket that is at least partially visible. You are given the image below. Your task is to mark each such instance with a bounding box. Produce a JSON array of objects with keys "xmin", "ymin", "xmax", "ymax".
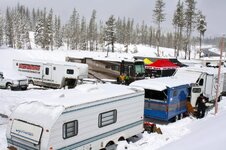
[{"xmin": 196, "ymin": 93, "xmax": 208, "ymax": 118}]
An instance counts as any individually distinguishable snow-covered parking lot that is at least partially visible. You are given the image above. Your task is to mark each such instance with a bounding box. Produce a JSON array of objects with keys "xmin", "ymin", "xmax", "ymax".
[{"xmin": 1, "ymin": 49, "xmax": 226, "ymax": 150}]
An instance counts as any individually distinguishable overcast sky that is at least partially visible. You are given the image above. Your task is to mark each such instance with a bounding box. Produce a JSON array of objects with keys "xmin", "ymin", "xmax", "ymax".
[{"xmin": 0, "ymin": 0, "xmax": 225, "ymax": 37}]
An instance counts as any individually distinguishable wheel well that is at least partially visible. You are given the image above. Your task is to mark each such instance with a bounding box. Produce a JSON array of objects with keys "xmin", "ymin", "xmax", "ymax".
[
  {"xmin": 65, "ymin": 78, "xmax": 77, "ymax": 88},
  {"xmin": 6, "ymin": 82, "xmax": 11, "ymax": 86},
  {"xmin": 29, "ymin": 80, "xmax": 34, "ymax": 85},
  {"xmin": 105, "ymin": 141, "xmax": 115, "ymax": 147},
  {"xmin": 118, "ymin": 136, "xmax": 125, "ymax": 141}
]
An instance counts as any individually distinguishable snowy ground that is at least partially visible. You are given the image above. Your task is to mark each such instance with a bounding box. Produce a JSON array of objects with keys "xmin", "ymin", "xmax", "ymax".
[{"xmin": 0, "ymin": 48, "xmax": 226, "ymax": 150}]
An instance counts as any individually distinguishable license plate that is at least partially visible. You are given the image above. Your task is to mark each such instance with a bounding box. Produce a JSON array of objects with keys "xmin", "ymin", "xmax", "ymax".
[{"xmin": 19, "ymin": 80, "xmax": 27, "ymax": 85}]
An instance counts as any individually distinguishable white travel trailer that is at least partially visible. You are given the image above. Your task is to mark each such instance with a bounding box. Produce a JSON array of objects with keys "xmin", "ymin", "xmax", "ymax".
[
  {"xmin": 6, "ymin": 84, "xmax": 144, "ymax": 150},
  {"xmin": 13, "ymin": 59, "xmax": 88, "ymax": 89},
  {"xmin": 174, "ymin": 67, "xmax": 224, "ymax": 107}
]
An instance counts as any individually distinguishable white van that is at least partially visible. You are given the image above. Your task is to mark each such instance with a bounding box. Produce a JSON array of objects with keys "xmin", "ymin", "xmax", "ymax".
[{"xmin": 6, "ymin": 84, "xmax": 144, "ymax": 150}]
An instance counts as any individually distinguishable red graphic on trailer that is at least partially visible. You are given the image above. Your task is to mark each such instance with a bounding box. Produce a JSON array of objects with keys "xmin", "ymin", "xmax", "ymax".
[{"xmin": 18, "ymin": 64, "xmax": 41, "ymax": 74}]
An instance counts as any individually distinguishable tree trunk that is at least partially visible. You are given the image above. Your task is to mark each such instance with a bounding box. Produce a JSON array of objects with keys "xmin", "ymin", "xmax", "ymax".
[{"xmin": 199, "ymin": 32, "xmax": 202, "ymax": 58}]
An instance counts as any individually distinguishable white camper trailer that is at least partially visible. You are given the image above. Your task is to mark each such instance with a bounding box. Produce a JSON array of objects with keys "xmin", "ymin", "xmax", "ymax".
[
  {"xmin": 174, "ymin": 67, "xmax": 224, "ymax": 107},
  {"xmin": 13, "ymin": 59, "xmax": 88, "ymax": 89},
  {"xmin": 6, "ymin": 84, "xmax": 144, "ymax": 150}
]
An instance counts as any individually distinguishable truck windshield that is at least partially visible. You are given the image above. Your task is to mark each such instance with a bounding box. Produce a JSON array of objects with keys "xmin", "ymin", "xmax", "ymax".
[{"xmin": 134, "ymin": 62, "xmax": 145, "ymax": 75}]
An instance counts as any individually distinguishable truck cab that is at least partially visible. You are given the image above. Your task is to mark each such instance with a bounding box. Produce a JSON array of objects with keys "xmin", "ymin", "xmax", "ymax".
[{"xmin": 0, "ymin": 70, "xmax": 28, "ymax": 90}]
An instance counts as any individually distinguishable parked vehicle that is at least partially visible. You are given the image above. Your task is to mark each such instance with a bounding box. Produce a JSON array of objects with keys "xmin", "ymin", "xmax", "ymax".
[
  {"xmin": 13, "ymin": 59, "xmax": 88, "ymax": 89},
  {"xmin": 130, "ymin": 77, "xmax": 189, "ymax": 121},
  {"xmin": 174, "ymin": 67, "xmax": 224, "ymax": 107},
  {"xmin": 130, "ymin": 67, "xmax": 224, "ymax": 121},
  {"xmin": 0, "ymin": 70, "xmax": 28, "ymax": 90},
  {"xmin": 66, "ymin": 56, "xmax": 146, "ymax": 84},
  {"xmin": 6, "ymin": 84, "xmax": 144, "ymax": 150}
]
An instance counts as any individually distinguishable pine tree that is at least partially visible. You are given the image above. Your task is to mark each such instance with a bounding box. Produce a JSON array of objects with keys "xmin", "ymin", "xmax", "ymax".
[
  {"xmin": 69, "ymin": 9, "xmax": 80, "ymax": 50},
  {"xmin": 148, "ymin": 26, "xmax": 154, "ymax": 47},
  {"xmin": 88, "ymin": 10, "xmax": 97, "ymax": 51},
  {"xmin": 45, "ymin": 9, "xmax": 53, "ymax": 50},
  {"xmin": 184, "ymin": 0, "xmax": 197, "ymax": 59},
  {"xmin": 54, "ymin": 15, "xmax": 63, "ymax": 49},
  {"xmin": 98, "ymin": 21, "xmax": 105, "ymax": 51},
  {"xmin": 0, "ymin": 12, "xmax": 4, "ymax": 46},
  {"xmin": 104, "ymin": 15, "xmax": 116, "ymax": 53},
  {"xmin": 153, "ymin": 0, "xmax": 165, "ymax": 56},
  {"xmin": 115, "ymin": 17, "xmax": 123, "ymax": 44},
  {"xmin": 5, "ymin": 7, "xmax": 14, "ymax": 48},
  {"xmin": 197, "ymin": 10, "xmax": 207, "ymax": 58},
  {"xmin": 80, "ymin": 16, "xmax": 87, "ymax": 50},
  {"xmin": 35, "ymin": 9, "xmax": 46, "ymax": 49},
  {"xmin": 172, "ymin": 0, "xmax": 185, "ymax": 57},
  {"xmin": 124, "ymin": 18, "xmax": 133, "ymax": 52}
]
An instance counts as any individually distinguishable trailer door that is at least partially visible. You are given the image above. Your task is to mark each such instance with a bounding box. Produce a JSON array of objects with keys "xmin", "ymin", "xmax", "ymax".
[
  {"xmin": 43, "ymin": 65, "xmax": 52, "ymax": 81},
  {"xmin": 190, "ymin": 85, "xmax": 202, "ymax": 107},
  {"xmin": 205, "ymin": 74, "xmax": 214, "ymax": 99}
]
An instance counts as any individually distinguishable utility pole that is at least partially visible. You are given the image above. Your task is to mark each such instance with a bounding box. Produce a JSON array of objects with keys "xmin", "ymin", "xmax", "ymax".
[{"xmin": 215, "ymin": 35, "xmax": 225, "ymax": 114}]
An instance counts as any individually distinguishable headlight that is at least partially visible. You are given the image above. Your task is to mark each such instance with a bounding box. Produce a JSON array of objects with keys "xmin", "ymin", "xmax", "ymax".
[{"xmin": 12, "ymin": 80, "xmax": 19, "ymax": 85}]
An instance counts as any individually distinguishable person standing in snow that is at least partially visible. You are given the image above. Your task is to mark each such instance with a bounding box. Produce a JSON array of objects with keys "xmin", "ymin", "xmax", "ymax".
[{"xmin": 196, "ymin": 93, "xmax": 208, "ymax": 118}]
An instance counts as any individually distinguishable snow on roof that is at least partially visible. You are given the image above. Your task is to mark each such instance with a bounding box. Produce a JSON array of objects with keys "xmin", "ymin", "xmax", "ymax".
[
  {"xmin": 20, "ymin": 84, "xmax": 142, "ymax": 108},
  {"xmin": 10, "ymin": 84, "xmax": 143, "ymax": 128},
  {"xmin": 177, "ymin": 66, "xmax": 226, "ymax": 75},
  {"xmin": 130, "ymin": 77, "xmax": 190, "ymax": 91},
  {"xmin": 14, "ymin": 59, "xmax": 88, "ymax": 69},
  {"xmin": 11, "ymin": 101, "xmax": 64, "ymax": 130},
  {"xmin": 130, "ymin": 66, "xmax": 221, "ymax": 91},
  {"xmin": 0, "ymin": 68, "xmax": 27, "ymax": 80}
]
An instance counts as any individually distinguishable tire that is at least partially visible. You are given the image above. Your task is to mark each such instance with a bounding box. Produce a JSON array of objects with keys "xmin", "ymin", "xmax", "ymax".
[
  {"xmin": 177, "ymin": 114, "xmax": 182, "ymax": 120},
  {"xmin": 170, "ymin": 114, "xmax": 181, "ymax": 122},
  {"xmin": 6, "ymin": 83, "xmax": 11, "ymax": 90},
  {"xmin": 21, "ymin": 87, "xmax": 28, "ymax": 91}
]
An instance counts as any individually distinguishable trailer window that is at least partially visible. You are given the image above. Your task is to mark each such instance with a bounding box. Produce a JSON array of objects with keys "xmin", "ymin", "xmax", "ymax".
[
  {"xmin": 98, "ymin": 110, "xmax": 117, "ymax": 128},
  {"xmin": 63, "ymin": 120, "xmax": 78, "ymax": 139},
  {"xmin": 67, "ymin": 69, "xmax": 74, "ymax": 75},
  {"xmin": 45, "ymin": 68, "xmax": 49, "ymax": 75}
]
